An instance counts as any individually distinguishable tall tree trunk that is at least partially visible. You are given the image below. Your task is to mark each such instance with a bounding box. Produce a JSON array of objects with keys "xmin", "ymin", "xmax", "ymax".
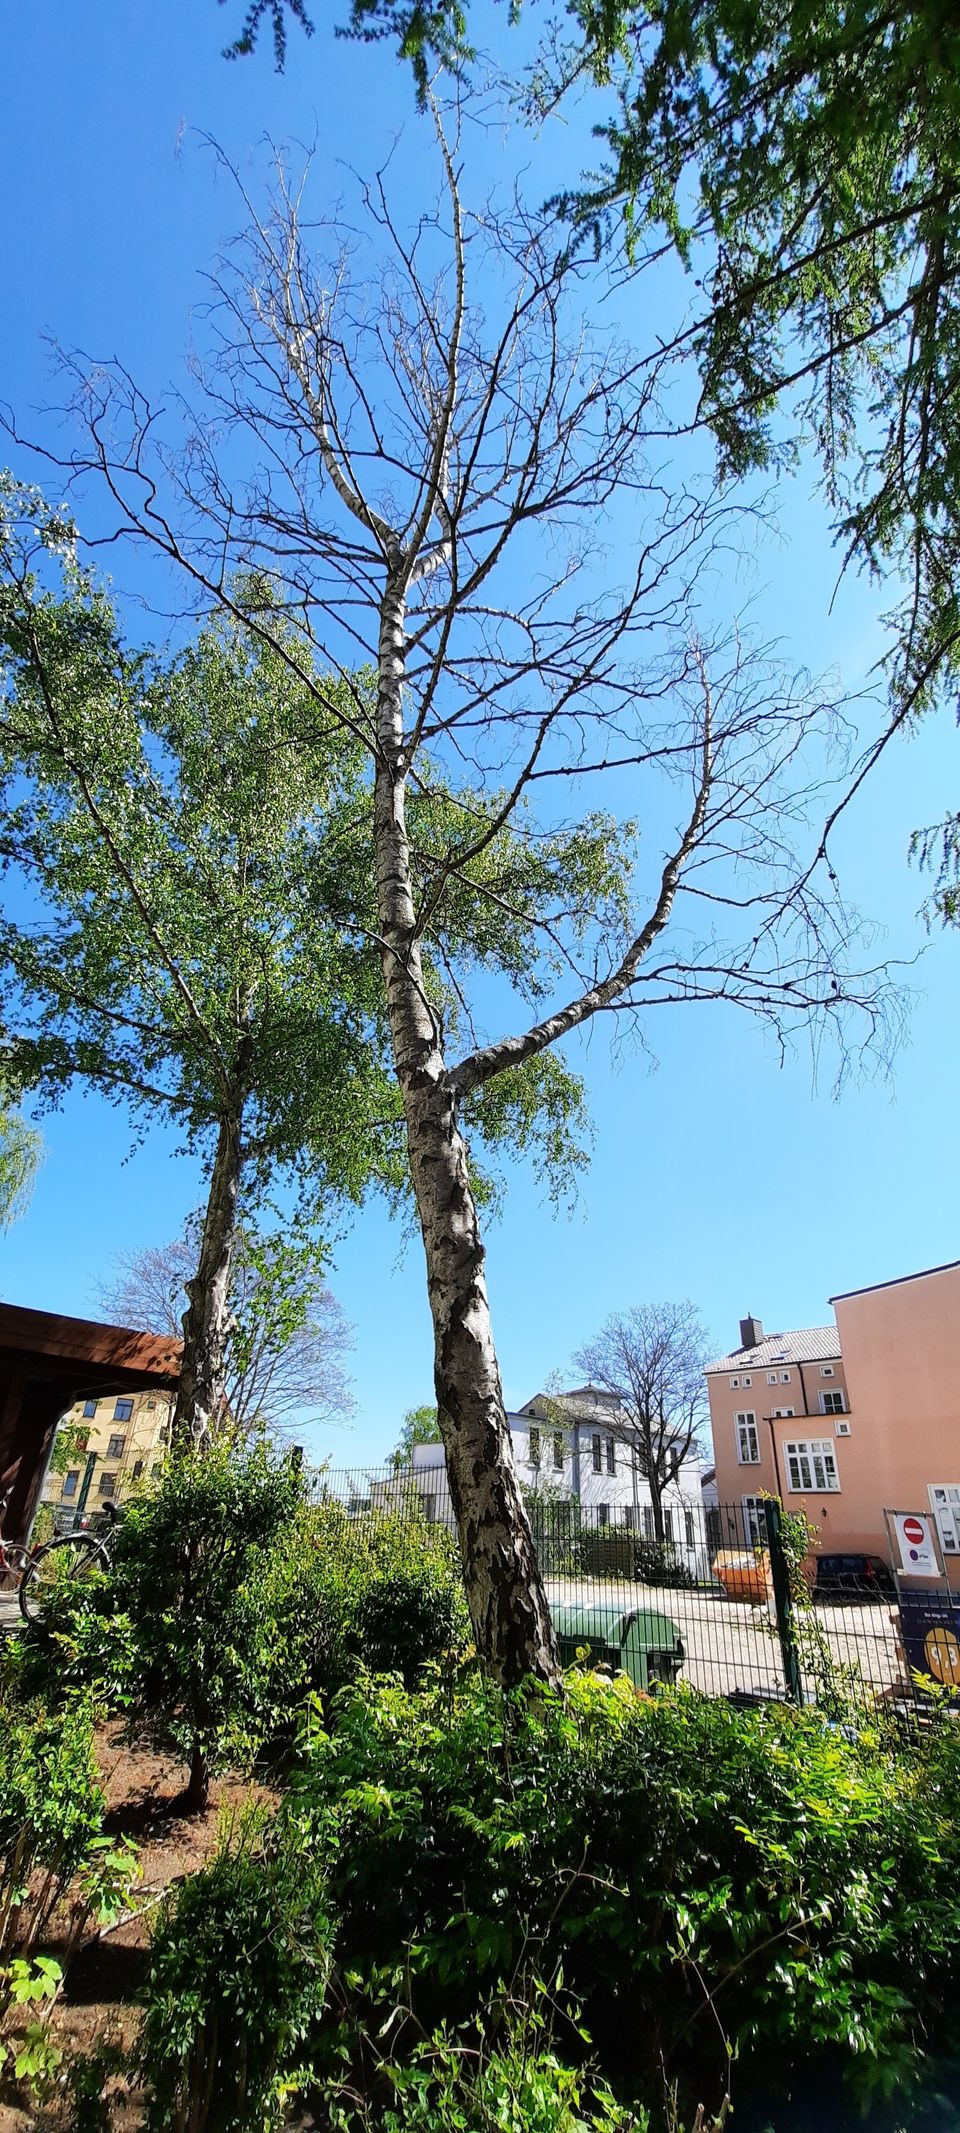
[
  {"xmin": 649, "ymin": 1468, "xmax": 666, "ymax": 1546},
  {"xmin": 374, "ymin": 568, "xmax": 559, "ymax": 1688},
  {"xmin": 171, "ymin": 1106, "xmax": 244, "ymax": 1448}
]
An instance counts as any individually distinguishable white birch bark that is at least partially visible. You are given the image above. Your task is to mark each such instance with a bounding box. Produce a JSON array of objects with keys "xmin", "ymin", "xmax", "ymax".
[
  {"xmin": 171, "ymin": 1105, "xmax": 245, "ymax": 1448},
  {"xmin": 374, "ymin": 565, "xmax": 559, "ymax": 1685}
]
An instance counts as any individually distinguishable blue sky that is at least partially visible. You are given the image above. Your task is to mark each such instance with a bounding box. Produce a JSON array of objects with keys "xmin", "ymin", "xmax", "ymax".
[{"xmin": 1, "ymin": 4, "xmax": 957, "ymax": 1465}]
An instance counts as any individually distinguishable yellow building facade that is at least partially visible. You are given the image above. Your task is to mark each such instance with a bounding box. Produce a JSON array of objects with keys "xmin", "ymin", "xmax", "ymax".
[{"xmin": 46, "ymin": 1386, "xmax": 173, "ymax": 1516}]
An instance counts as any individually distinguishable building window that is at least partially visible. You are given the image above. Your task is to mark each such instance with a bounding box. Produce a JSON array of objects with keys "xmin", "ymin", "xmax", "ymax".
[
  {"xmin": 74, "ymin": 1430, "xmax": 89, "ymax": 1453},
  {"xmin": 785, "ymin": 1440, "xmax": 839, "ymax": 1493},
  {"xmin": 62, "ymin": 1471, "xmax": 79, "ymax": 1498},
  {"xmin": 929, "ymin": 1486, "xmax": 960, "ymax": 1555},
  {"xmin": 106, "ymin": 1434, "xmax": 126, "ymax": 1460},
  {"xmin": 741, "ymin": 1495, "xmax": 766, "ymax": 1547},
  {"xmin": 779, "ymin": 1371, "xmax": 791, "ymax": 1383},
  {"xmin": 821, "ymin": 1366, "xmax": 835, "ymax": 1378},
  {"xmin": 735, "ymin": 1412, "xmax": 759, "ymax": 1463},
  {"xmin": 597, "ymin": 1504, "xmax": 610, "ymax": 1527},
  {"xmin": 664, "ymin": 1508, "xmax": 676, "ymax": 1544},
  {"xmin": 98, "ymin": 1472, "xmax": 117, "ymax": 1498},
  {"xmin": 528, "ymin": 1427, "xmax": 541, "ymax": 1467},
  {"xmin": 82, "ymin": 1399, "xmax": 97, "ymax": 1419},
  {"xmin": 642, "ymin": 1506, "xmax": 655, "ymax": 1541},
  {"xmin": 820, "ymin": 1390, "xmax": 846, "ymax": 1415},
  {"xmin": 742, "ymin": 1374, "xmax": 751, "ymax": 1386},
  {"xmin": 771, "ymin": 1407, "xmax": 795, "ymax": 1419},
  {"xmin": 684, "ymin": 1510, "xmax": 696, "ymax": 1548},
  {"xmin": 729, "ymin": 1376, "xmax": 740, "ymax": 1389},
  {"xmin": 592, "ymin": 1434, "xmax": 602, "ymax": 1473},
  {"xmin": 605, "ymin": 1436, "xmax": 616, "ymax": 1475},
  {"xmin": 132, "ymin": 1459, "xmax": 144, "ymax": 1481},
  {"xmin": 623, "ymin": 1505, "xmax": 635, "ymax": 1530},
  {"xmin": 113, "ymin": 1398, "xmax": 133, "ymax": 1423},
  {"xmin": 552, "ymin": 1432, "xmax": 564, "ymax": 1471},
  {"xmin": 767, "ymin": 1371, "xmax": 778, "ymax": 1384}
]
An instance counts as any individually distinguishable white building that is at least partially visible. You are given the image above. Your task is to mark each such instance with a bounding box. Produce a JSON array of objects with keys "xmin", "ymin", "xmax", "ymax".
[{"xmin": 411, "ymin": 1384, "xmax": 708, "ymax": 1570}]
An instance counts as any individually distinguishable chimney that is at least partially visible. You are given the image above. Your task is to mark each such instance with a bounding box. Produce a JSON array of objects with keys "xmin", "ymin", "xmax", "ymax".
[{"xmin": 739, "ymin": 1315, "xmax": 763, "ymax": 1350}]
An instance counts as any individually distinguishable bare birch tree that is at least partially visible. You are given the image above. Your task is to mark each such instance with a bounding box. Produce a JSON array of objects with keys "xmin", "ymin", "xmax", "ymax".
[
  {"xmin": 22, "ymin": 105, "xmax": 897, "ymax": 1684},
  {"xmin": 572, "ymin": 1301, "xmax": 709, "ymax": 1545}
]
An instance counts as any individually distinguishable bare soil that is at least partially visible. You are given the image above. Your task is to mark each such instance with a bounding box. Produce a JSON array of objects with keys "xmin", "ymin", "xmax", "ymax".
[{"xmin": 0, "ymin": 1725, "xmax": 277, "ymax": 2131}]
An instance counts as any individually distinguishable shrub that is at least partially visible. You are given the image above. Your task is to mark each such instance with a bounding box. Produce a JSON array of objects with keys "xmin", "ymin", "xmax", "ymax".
[
  {"xmin": 285, "ymin": 1670, "xmax": 960, "ymax": 2124},
  {"xmin": 140, "ymin": 1804, "xmax": 333, "ymax": 2133},
  {"xmin": 0, "ymin": 1694, "xmax": 137, "ymax": 2091},
  {"xmin": 633, "ymin": 1539, "xmax": 695, "ymax": 1589},
  {"xmin": 106, "ymin": 1443, "xmax": 304, "ymax": 1809},
  {"xmin": 261, "ymin": 1499, "xmax": 469, "ymax": 1711}
]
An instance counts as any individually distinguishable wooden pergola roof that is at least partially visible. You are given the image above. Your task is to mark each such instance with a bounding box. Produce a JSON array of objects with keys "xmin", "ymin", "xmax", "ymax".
[{"xmin": 0, "ymin": 1300, "xmax": 181, "ymax": 1391}]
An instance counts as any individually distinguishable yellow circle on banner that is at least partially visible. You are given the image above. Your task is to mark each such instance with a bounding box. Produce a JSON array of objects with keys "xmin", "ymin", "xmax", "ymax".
[{"xmin": 924, "ymin": 1627, "xmax": 960, "ymax": 1685}]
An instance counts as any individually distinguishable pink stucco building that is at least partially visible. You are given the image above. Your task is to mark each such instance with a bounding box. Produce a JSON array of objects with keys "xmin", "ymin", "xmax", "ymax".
[{"xmin": 706, "ymin": 1262, "xmax": 960, "ymax": 1573}]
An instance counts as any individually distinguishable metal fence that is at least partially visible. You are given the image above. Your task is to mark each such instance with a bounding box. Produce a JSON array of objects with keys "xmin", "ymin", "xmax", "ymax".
[{"xmin": 307, "ymin": 1466, "xmax": 927, "ymax": 1722}]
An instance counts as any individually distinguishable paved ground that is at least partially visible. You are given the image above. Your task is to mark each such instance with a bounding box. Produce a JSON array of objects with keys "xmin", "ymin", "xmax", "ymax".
[
  {"xmin": 0, "ymin": 1590, "xmax": 20, "ymax": 1635},
  {"xmin": 545, "ymin": 1577, "xmax": 904, "ymax": 1703}
]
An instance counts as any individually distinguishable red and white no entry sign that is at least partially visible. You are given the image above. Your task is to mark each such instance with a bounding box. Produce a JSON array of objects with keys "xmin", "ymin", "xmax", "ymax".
[{"xmin": 903, "ymin": 1517, "xmax": 926, "ymax": 1546}]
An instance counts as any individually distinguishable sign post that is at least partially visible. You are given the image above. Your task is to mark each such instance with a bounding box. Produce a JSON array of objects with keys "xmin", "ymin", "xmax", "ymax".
[{"xmin": 891, "ymin": 1511, "xmax": 940, "ymax": 1578}]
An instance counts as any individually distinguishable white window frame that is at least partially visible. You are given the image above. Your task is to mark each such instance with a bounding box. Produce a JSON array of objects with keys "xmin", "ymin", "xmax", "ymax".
[
  {"xmin": 528, "ymin": 1426, "xmax": 541, "ymax": 1467},
  {"xmin": 605, "ymin": 1436, "xmax": 616, "ymax": 1475},
  {"xmin": 771, "ymin": 1407, "xmax": 795, "ymax": 1419},
  {"xmin": 552, "ymin": 1431, "xmax": 564, "ymax": 1471},
  {"xmin": 820, "ymin": 1365, "xmax": 835, "ymax": 1378},
  {"xmin": 741, "ymin": 1374, "xmax": 752, "ymax": 1386},
  {"xmin": 734, "ymin": 1411, "xmax": 760, "ymax": 1464},
  {"xmin": 779, "ymin": 1371, "xmax": 791, "ymax": 1384},
  {"xmin": 819, "ymin": 1389, "xmax": 846, "ymax": 1416},
  {"xmin": 741, "ymin": 1495, "xmax": 766, "ymax": 1547},
  {"xmin": 591, "ymin": 1433, "xmax": 602, "ymax": 1473},
  {"xmin": 929, "ymin": 1485, "xmax": 960, "ymax": 1556},
  {"xmin": 729, "ymin": 1376, "xmax": 740, "ymax": 1389},
  {"xmin": 784, "ymin": 1439, "xmax": 840, "ymax": 1493},
  {"xmin": 767, "ymin": 1371, "xmax": 778, "ymax": 1384}
]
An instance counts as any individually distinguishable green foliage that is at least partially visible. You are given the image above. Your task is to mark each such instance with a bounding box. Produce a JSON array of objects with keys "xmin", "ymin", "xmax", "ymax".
[
  {"xmin": 632, "ymin": 1538, "xmax": 694, "ymax": 1589},
  {"xmin": 140, "ymin": 1804, "xmax": 333, "ymax": 2133},
  {"xmin": 390, "ymin": 1404, "xmax": 442, "ymax": 1472},
  {"xmin": 319, "ymin": 1995, "xmax": 647, "ymax": 2131},
  {"xmin": 286, "ymin": 1670, "xmax": 960, "ymax": 2118},
  {"xmin": 104, "ymin": 1444, "xmax": 305, "ymax": 1804},
  {"xmin": 262, "ymin": 1497, "xmax": 470, "ymax": 1709},
  {"xmin": 0, "ymin": 1693, "xmax": 104, "ymax": 1960},
  {"xmin": 0, "ymin": 1096, "xmax": 41, "ymax": 1231}
]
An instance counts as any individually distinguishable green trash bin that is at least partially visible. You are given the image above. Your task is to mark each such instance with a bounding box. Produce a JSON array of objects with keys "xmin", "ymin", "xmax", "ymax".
[{"xmin": 552, "ymin": 1602, "xmax": 685, "ymax": 1691}]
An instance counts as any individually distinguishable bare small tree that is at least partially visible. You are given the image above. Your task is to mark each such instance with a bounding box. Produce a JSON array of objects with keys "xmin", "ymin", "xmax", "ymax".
[
  {"xmin": 98, "ymin": 1223, "xmax": 355, "ymax": 1442},
  {"xmin": 573, "ymin": 1301, "xmax": 708, "ymax": 1545},
  {"xmin": 24, "ymin": 99, "xmax": 898, "ymax": 1685}
]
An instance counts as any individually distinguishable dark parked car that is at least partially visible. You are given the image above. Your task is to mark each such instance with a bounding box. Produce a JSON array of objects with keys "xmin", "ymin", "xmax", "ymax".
[{"xmin": 813, "ymin": 1552, "xmax": 896, "ymax": 1602}]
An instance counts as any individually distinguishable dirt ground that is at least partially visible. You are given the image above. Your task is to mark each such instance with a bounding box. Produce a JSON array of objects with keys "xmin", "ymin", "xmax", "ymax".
[{"xmin": 0, "ymin": 1725, "xmax": 277, "ymax": 2131}]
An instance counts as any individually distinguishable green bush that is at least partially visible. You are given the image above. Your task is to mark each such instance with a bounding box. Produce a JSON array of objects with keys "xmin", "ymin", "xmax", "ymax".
[
  {"xmin": 632, "ymin": 1539, "xmax": 695, "ymax": 1589},
  {"xmin": 262, "ymin": 1499, "xmax": 469, "ymax": 1709},
  {"xmin": 0, "ymin": 1694, "xmax": 137, "ymax": 2090},
  {"xmin": 284, "ymin": 1670, "xmax": 960, "ymax": 2124},
  {"xmin": 140, "ymin": 1805, "xmax": 333, "ymax": 2133},
  {"xmin": 320, "ymin": 2001, "xmax": 648, "ymax": 2131}
]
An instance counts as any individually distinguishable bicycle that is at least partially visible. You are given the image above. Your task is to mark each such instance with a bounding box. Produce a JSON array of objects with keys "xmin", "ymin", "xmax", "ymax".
[
  {"xmin": 0, "ymin": 1490, "xmax": 31, "ymax": 1595},
  {"xmin": 19, "ymin": 1500, "xmax": 122, "ymax": 1625}
]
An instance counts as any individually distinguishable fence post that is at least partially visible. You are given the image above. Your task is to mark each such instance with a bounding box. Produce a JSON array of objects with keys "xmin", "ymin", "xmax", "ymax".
[{"xmin": 764, "ymin": 1499, "xmax": 804, "ymax": 1706}]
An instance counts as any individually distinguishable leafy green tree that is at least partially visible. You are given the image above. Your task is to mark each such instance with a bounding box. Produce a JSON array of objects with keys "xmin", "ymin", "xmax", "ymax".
[
  {"xmin": 0, "ymin": 483, "xmax": 392, "ymax": 1446},
  {"xmin": 55, "ymin": 117, "xmax": 894, "ymax": 1688},
  {"xmin": 390, "ymin": 1403, "xmax": 441, "ymax": 1473},
  {"xmin": 0, "ymin": 1095, "xmax": 41, "ymax": 1231}
]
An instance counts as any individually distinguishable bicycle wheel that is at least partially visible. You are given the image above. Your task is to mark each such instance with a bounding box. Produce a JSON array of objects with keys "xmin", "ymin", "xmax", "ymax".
[
  {"xmin": 18, "ymin": 1535, "xmax": 108, "ymax": 1625},
  {"xmin": 0, "ymin": 1545, "xmax": 30, "ymax": 1595}
]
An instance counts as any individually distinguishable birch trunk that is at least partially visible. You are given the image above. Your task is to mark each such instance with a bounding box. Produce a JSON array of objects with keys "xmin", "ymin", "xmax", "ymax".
[
  {"xmin": 374, "ymin": 568, "xmax": 559, "ymax": 1687},
  {"xmin": 171, "ymin": 1106, "xmax": 244, "ymax": 1448}
]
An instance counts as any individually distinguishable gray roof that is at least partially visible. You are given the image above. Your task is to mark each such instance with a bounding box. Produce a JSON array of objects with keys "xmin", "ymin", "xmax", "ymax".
[{"xmin": 705, "ymin": 1326, "xmax": 841, "ymax": 1374}]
